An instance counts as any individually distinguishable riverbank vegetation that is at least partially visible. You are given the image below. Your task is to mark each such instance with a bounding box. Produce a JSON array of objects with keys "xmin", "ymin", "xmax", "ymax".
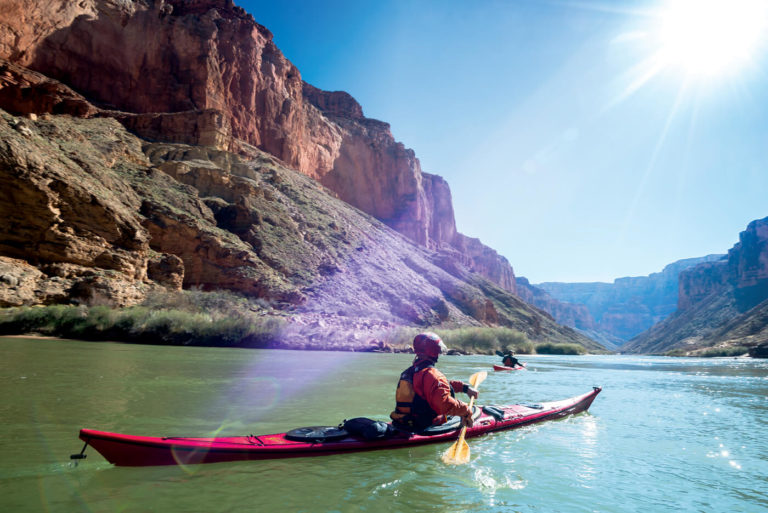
[
  {"xmin": 379, "ymin": 326, "xmax": 587, "ymax": 355},
  {"xmin": 0, "ymin": 291, "xmax": 286, "ymax": 348},
  {"xmin": 0, "ymin": 291, "xmax": 594, "ymax": 355}
]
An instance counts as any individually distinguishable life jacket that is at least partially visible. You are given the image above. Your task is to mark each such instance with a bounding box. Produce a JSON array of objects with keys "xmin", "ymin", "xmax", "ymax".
[
  {"xmin": 390, "ymin": 360, "xmax": 455, "ymax": 430},
  {"xmin": 503, "ymin": 355, "xmax": 519, "ymax": 367}
]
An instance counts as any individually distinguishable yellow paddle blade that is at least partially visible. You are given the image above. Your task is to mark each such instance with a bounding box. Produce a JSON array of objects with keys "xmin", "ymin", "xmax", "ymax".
[
  {"xmin": 469, "ymin": 371, "xmax": 488, "ymax": 388},
  {"xmin": 441, "ymin": 371, "xmax": 487, "ymax": 465},
  {"xmin": 442, "ymin": 437, "xmax": 470, "ymax": 465}
]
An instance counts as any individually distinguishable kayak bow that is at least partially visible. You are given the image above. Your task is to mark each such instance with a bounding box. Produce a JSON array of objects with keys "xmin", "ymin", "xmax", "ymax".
[{"xmin": 75, "ymin": 387, "xmax": 601, "ymax": 466}]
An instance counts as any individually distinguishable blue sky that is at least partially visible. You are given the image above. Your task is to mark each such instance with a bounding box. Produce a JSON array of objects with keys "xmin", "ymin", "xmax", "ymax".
[{"xmin": 239, "ymin": 0, "xmax": 768, "ymax": 283}]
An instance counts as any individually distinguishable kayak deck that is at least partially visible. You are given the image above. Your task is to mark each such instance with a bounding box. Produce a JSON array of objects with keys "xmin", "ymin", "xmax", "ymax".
[{"xmin": 78, "ymin": 387, "xmax": 601, "ymax": 466}]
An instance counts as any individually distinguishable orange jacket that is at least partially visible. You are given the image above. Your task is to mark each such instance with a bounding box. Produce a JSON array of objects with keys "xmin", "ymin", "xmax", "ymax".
[{"xmin": 413, "ymin": 366, "xmax": 472, "ymax": 423}]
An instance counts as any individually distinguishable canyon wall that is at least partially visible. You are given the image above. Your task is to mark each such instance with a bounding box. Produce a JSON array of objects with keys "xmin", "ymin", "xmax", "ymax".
[
  {"xmin": 516, "ymin": 277, "xmax": 595, "ymax": 331},
  {"xmin": 0, "ymin": 0, "xmax": 516, "ymax": 293},
  {"xmin": 535, "ymin": 255, "xmax": 724, "ymax": 344},
  {"xmin": 678, "ymin": 218, "xmax": 768, "ymax": 313},
  {"xmin": 624, "ymin": 217, "xmax": 768, "ymax": 354}
]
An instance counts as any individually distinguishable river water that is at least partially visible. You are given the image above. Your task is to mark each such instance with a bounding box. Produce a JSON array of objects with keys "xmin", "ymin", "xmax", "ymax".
[{"xmin": 1, "ymin": 336, "xmax": 767, "ymax": 512}]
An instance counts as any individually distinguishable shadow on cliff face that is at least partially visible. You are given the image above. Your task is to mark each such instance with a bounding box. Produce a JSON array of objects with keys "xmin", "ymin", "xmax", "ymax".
[{"xmin": 734, "ymin": 281, "xmax": 768, "ymax": 313}]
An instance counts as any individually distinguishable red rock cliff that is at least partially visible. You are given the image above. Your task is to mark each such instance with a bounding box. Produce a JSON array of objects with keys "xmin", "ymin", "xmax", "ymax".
[
  {"xmin": 677, "ymin": 261, "xmax": 728, "ymax": 310},
  {"xmin": 1, "ymin": 0, "xmax": 339, "ymax": 173},
  {"xmin": 0, "ymin": 0, "xmax": 516, "ymax": 292},
  {"xmin": 678, "ymin": 216, "xmax": 768, "ymax": 311},
  {"xmin": 729, "ymin": 217, "xmax": 768, "ymax": 289},
  {"xmin": 303, "ymin": 84, "xmax": 517, "ymax": 292}
]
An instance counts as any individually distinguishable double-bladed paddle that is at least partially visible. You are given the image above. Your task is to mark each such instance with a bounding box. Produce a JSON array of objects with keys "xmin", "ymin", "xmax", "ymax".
[{"xmin": 441, "ymin": 370, "xmax": 487, "ymax": 465}]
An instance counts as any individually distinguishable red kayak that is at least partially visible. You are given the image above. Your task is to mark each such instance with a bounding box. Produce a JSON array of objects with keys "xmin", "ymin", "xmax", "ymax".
[
  {"xmin": 73, "ymin": 387, "xmax": 601, "ymax": 466},
  {"xmin": 493, "ymin": 363, "xmax": 526, "ymax": 371}
]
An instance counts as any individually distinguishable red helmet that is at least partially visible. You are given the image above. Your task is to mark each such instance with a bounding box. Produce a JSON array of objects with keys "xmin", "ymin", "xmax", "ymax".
[{"xmin": 413, "ymin": 332, "xmax": 447, "ymax": 358}]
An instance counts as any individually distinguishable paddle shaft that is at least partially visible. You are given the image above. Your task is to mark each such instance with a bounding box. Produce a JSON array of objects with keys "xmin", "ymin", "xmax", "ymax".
[
  {"xmin": 454, "ymin": 394, "xmax": 477, "ymax": 447},
  {"xmin": 452, "ymin": 371, "xmax": 485, "ymax": 447}
]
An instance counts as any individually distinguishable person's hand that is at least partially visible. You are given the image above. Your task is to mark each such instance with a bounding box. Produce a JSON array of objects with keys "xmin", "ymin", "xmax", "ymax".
[
  {"xmin": 465, "ymin": 386, "xmax": 478, "ymax": 399},
  {"xmin": 461, "ymin": 413, "xmax": 474, "ymax": 428}
]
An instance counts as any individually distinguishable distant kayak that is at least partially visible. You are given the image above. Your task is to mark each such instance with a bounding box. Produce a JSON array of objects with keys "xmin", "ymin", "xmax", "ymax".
[
  {"xmin": 74, "ymin": 387, "xmax": 601, "ymax": 466},
  {"xmin": 493, "ymin": 363, "xmax": 526, "ymax": 371}
]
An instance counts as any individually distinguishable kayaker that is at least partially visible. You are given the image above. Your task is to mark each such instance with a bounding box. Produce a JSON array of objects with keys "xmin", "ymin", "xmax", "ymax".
[
  {"xmin": 390, "ymin": 332, "xmax": 478, "ymax": 431},
  {"xmin": 501, "ymin": 351, "xmax": 522, "ymax": 368}
]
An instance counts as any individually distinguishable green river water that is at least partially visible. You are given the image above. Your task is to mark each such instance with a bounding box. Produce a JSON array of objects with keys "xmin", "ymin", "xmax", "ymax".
[{"xmin": 1, "ymin": 336, "xmax": 767, "ymax": 512}]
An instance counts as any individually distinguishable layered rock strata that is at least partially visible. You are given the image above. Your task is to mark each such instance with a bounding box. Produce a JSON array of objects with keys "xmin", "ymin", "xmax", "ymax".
[
  {"xmin": 677, "ymin": 218, "xmax": 768, "ymax": 312},
  {"xmin": 624, "ymin": 217, "xmax": 768, "ymax": 354},
  {"xmin": 535, "ymin": 255, "xmax": 724, "ymax": 344},
  {"xmin": 0, "ymin": 0, "xmax": 516, "ymax": 293}
]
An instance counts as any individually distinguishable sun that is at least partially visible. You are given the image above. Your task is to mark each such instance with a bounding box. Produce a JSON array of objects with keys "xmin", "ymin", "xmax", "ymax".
[{"xmin": 657, "ymin": 0, "xmax": 768, "ymax": 77}]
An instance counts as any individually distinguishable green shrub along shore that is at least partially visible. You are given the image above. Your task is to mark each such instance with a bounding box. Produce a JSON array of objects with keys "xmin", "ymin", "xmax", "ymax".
[
  {"xmin": 0, "ymin": 295, "xmax": 590, "ymax": 355},
  {"xmin": 0, "ymin": 304, "xmax": 286, "ymax": 348},
  {"xmin": 378, "ymin": 326, "xmax": 587, "ymax": 355}
]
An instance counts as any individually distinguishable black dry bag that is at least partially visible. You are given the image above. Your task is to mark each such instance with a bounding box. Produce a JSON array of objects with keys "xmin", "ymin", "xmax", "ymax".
[{"xmin": 340, "ymin": 417, "xmax": 395, "ymax": 440}]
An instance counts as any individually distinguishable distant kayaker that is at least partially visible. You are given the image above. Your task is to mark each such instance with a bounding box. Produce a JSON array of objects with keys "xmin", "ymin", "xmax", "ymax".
[
  {"xmin": 390, "ymin": 332, "xmax": 478, "ymax": 431},
  {"xmin": 500, "ymin": 350, "xmax": 522, "ymax": 368}
]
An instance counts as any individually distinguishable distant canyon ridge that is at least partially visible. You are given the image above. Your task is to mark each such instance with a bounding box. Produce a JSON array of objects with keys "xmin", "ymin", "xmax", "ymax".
[
  {"xmin": 517, "ymin": 216, "xmax": 768, "ymax": 355},
  {"xmin": 0, "ymin": 0, "xmax": 766, "ymax": 354},
  {"xmin": 517, "ymin": 255, "xmax": 725, "ymax": 349}
]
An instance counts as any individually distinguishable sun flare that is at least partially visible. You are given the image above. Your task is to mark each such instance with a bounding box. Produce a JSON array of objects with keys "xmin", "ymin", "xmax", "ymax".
[{"xmin": 657, "ymin": 0, "xmax": 768, "ymax": 76}]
